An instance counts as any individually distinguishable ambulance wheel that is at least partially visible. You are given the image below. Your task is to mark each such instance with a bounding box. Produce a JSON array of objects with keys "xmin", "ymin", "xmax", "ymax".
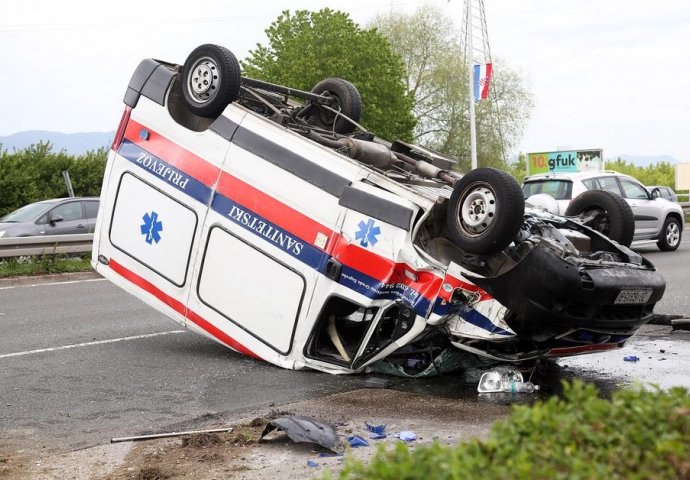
[
  {"xmin": 180, "ymin": 44, "xmax": 241, "ymax": 118},
  {"xmin": 310, "ymin": 78, "xmax": 362, "ymax": 134},
  {"xmin": 565, "ymin": 190, "xmax": 634, "ymax": 247},
  {"xmin": 446, "ymin": 168, "xmax": 525, "ymax": 255}
]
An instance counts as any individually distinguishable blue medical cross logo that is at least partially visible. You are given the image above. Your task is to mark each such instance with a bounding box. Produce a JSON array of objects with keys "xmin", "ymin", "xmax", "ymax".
[
  {"xmin": 140, "ymin": 211, "xmax": 163, "ymax": 245},
  {"xmin": 355, "ymin": 218, "xmax": 380, "ymax": 248}
]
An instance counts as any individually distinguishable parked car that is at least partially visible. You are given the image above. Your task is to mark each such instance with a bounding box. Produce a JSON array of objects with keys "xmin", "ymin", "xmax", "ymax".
[
  {"xmin": 647, "ymin": 185, "xmax": 678, "ymax": 203},
  {"xmin": 92, "ymin": 44, "xmax": 666, "ymax": 375},
  {"xmin": 522, "ymin": 171, "xmax": 684, "ymax": 251},
  {"xmin": 0, "ymin": 197, "xmax": 100, "ymax": 238}
]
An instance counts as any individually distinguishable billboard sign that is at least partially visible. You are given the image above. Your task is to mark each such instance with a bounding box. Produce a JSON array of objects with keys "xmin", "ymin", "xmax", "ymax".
[{"xmin": 527, "ymin": 149, "xmax": 603, "ymax": 175}]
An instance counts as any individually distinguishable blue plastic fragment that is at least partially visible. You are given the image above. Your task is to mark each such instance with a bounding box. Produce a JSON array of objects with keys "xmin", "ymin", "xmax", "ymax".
[
  {"xmin": 624, "ymin": 355, "xmax": 640, "ymax": 362},
  {"xmin": 307, "ymin": 460, "xmax": 319, "ymax": 468},
  {"xmin": 347, "ymin": 435, "xmax": 370, "ymax": 448},
  {"xmin": 368, "ymin": 433, "xmax": 387, "ymax": 440},
  {"xmin": 395, "ymin": 431, "xmax": 417, "ymax": 442},
  {"xmin": 365, "ymin": 422, "xmax": 386, "ymax": 435}
]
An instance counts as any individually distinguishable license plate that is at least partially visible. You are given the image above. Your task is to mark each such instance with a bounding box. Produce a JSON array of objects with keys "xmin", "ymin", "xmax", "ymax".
[{"xmin": 614, "ymin": 288, "xmax": 653, "ymax": 305}]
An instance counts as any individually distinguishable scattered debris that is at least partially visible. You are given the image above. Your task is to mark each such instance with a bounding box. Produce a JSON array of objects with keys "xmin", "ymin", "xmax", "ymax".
[
  {"xmin": 624, "ymin": 355, "xmax": 640, "ymax": 362},
  {"xmin": 307, "ymin": 460, "xmax": 319, "ymax": 468},
  {"xmin": 477, "ymin": 370, "xmax": 523, "ymax": 393},
  {"xmin": 111, "ymin": 427, "xmax": 233, "ymax": 443},
  {"xmin": 365, "ymin": 422, "xmax": 386, "ymax": 435},
  {"xmin": 346, "ymin": 435, "xmax": 370, "ymax": 448},
  {"xmin": 260, "ymin": 415, "xmax": 340, "ymax": 453},
  {"xmin": 395, "ymin": 431, "xmax": 417, "ymax": 442},
  {"xmin": 318, "ymin": 452, "xmax": 344, "ymax": 458}
]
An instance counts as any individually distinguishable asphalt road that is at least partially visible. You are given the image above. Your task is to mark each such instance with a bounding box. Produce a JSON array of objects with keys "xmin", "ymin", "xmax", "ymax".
[
  {"xmin": 1, "ymin": 233, "xmax": 688, "ymax": 455},
  {"xmin": 0, "ymin": 279, "xmax": 363, "ymax": 453}
]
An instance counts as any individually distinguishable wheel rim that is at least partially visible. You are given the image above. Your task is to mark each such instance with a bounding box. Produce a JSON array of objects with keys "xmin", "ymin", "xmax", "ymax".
[
  {"xmin": 186, "ymin": 56, "xmax": 220, "ymax": 104},
  {"xmin": 666, "ymin": 222, "xmax": 680, "ymax": 246},
  {"xmin": 458, "ymin": 183, "xmax": 497, "ymax": 236}
]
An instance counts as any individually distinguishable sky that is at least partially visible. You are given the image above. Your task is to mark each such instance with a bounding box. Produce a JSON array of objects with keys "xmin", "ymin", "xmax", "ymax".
[{"xmin": 1, "ymin": 0, "xmax": 689, "ymax": 162}]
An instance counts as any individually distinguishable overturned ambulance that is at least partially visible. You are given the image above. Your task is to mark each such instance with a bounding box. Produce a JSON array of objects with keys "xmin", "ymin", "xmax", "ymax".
[{"xmin": 92, "ymin": 44, "xmax": 666, "ymax": 374}]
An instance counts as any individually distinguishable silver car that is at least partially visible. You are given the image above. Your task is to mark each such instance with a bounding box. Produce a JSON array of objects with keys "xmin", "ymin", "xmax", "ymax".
[
  {"xmin": 522, "ymin": 171, "xmax": 684, "ymax": 251},
  {"xmin": 0, "ymin": 197, "xmax": 100, "ymax": 238}
]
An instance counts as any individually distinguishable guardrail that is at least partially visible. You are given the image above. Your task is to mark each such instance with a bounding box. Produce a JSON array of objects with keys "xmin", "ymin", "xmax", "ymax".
[
  {"xmin": 1, "ymin": 202, "xmax": 687, "ymax": 259},
  {"xmin": 0, "ymin": 234, "xmax": 94, "ymax": 258}
]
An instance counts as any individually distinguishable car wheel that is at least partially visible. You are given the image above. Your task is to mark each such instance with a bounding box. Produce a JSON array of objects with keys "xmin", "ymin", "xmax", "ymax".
[
  {"xmin": 446, "ymin": 168, "xmax": 525, "ymax": 255},
  {"xmin": 656, "ymin": 216, "xmax": 682, "ymax": 251},
  {"xmin": 564, "ymin": 190, "xmax": 634, "ymax": 247},
  {"xmin": 310, "ymin": 78, "xmax": 362, "ymax": 134},
  {"xmin": 180, "ymin": 44, "xmax": 241, "ymax": 118}
]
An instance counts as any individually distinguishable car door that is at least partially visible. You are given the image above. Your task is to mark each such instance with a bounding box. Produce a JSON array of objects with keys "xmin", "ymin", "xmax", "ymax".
[
  {"xmin": 41, "ymin": 200, "xmax": 87, "ymax": 235},
  {"xmin": 618, "ymin": 178, "xmax": 660, "ymax": 240},
  {"xmin": 83, "ymin": 200, "xmax": 100, "ymax": 233}
]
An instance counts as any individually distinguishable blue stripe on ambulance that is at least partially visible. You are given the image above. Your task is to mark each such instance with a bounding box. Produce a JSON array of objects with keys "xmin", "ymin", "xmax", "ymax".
[
  {"xmin": 119, "ymin": 140, "xmax": 213, "ymax": 205},
  {"xmin": 118, "ymin": 140, "xmax": 431, "ymax": 317}
]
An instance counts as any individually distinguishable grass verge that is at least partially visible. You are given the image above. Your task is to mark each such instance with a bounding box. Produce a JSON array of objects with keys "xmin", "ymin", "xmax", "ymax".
[{"xmin": 0, "ymin": 255, "xmax": 92, "ymax": 278}]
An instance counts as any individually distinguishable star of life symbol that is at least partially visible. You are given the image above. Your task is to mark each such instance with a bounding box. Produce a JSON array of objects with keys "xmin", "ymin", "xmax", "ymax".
[
  {"xmin": 355, "ymin": 218, "xmax": 380, "ymax": 248},
  {"xmin": 140, "ymin": 211, "xmax": 163, "ymax": 245}
]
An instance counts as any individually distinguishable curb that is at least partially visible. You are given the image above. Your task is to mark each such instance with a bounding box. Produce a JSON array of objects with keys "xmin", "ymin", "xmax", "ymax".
[{"xmin": 0, "ymin": 270, "xmax": 102, "ymax": 288}]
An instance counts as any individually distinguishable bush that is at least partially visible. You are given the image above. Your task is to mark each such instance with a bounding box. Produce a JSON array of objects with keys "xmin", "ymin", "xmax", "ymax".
[
  {"xmin": 0, "ymin": 142, "xmax": 106, "ymax": 217},
  {"xmin": 333, "ymin": 382, "xmax": 690, "ymax": 479}
]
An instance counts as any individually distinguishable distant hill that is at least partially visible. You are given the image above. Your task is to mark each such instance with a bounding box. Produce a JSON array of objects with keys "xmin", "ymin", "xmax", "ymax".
[
  {"xmin": 0, "ymin": 131, "xmax": 114, "ymax": 156},
  {"xmin": 617, "ymin": 154, "xmax": 679, "ymax": 167}
]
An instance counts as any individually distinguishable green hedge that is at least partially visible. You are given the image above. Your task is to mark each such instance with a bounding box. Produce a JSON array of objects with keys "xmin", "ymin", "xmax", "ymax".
[
  {"xmin": 334, "ymin": 382, "xmax": 690, "ymax": 479},
  {"xmin": 0, "ymin": 142, "xmax": 107, "ymax": 217}
]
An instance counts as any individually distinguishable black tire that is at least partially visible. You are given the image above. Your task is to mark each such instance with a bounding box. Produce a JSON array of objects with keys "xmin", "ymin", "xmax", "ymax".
[
  {"xmin": 446, "ymin": 168, "xmax": 525, "ymax": 255},
  {"xmin": 656, "ymin": 216, "xmax": 682, "ymax": 251},
  {"xmin": 310, "ymin": 78, "xmax": 362, "ymax": 134},
  {"xmin": 179, "ymin": 44, "xmax": 241, "ymax": 118},
  {"xmin": 564, "ymin": 190, "xmax": 634, "ymax": 247}
]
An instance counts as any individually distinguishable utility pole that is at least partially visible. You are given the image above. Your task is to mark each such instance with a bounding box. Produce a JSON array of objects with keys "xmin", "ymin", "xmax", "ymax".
[
  {"xmin": 467, "ymin": 0, "xmax": 477, "ymax": 170},
  {"xmin": 462, "ymin": 0, "xmax": 493, "ymax": 171}
]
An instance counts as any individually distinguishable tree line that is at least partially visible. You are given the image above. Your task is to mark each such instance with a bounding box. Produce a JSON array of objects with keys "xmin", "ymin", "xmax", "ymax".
[{"xmin": 0, "ymin": 142, "xmax": 106, "ymax": 217}]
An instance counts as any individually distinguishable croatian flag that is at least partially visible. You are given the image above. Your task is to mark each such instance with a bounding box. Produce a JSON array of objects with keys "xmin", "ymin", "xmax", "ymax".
[{"xmin": 474, "ymin": 63, "xmax": 493, "ymax": 101}]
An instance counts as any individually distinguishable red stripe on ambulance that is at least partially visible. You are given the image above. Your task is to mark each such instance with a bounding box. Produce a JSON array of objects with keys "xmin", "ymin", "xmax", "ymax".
[
  {"xmin": 109, "ymin": 258, "xmax": 261, "ymax": 360},
  {"xmin": 124, "ymin": 119, "xmax": 221, "ymax": 187},
  {"xmin": 120, "ymin": 122, "xmax": 445, "ymax": 305}
]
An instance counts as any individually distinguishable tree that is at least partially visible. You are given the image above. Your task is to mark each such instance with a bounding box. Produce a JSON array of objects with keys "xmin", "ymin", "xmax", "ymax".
[
  {"xmin": 0, "ymin": 143, "xmax": 106, "ymax": 217},
  {"xmin": 242, "ymin": 9, "xmax": 415, "ymax": 142},
  {"xmin": 371, "ymin": 5, "xmax": 533, "ymax": 171}
]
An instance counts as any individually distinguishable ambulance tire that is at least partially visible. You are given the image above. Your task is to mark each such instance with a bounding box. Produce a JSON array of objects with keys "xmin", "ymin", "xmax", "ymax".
[
  {"xmin": 564, "ymin": 190, "xmax": 634, "ymax": 247},
  {"xmin": 180, "ymin": 44, "xmax": 241, "ymax": 118},
  {"xmin": 446, "ymin": 168, "xmax": 525, "ymax": 255},
  {"xmin": 310, "ymin": 78, "xmax": 362, "ymax": 134}
]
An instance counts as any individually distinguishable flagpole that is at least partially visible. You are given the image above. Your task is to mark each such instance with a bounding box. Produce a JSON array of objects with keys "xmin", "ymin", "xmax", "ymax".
[{"xmin": 467, "ymin": 0, "xmax": 478, "ymax": 170}]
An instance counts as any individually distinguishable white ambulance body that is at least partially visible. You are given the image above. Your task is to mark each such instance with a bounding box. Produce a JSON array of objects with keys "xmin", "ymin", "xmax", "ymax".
[{"xmin": 92, "ymin": 46, "xmax": 665, "ymax": 374}]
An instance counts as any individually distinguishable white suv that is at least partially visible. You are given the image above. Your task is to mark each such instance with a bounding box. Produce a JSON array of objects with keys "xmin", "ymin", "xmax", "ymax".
[{"xmin": 522, "ymin": 170, "xmax": 684, "ymax": 251}]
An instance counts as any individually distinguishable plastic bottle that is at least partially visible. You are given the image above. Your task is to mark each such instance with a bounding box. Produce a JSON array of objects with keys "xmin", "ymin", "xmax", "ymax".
[{"xmin": 502, "ymin": 381, "xmax": 540, "ymax": 393}]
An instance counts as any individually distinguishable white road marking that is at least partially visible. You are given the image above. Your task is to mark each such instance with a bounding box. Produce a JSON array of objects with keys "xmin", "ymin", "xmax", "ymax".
[
  {"xmin": 0, "ymin": 278, "xmax": 106, "ymax": 291},
  {"xmin": 0, "ymin": 330, "xmax": 186, "ymax": 359}
]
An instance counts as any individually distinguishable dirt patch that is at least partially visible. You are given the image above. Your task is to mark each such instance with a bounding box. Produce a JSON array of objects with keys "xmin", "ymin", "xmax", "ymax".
[{"xmin": 16, "ymin": 388, "xmax": 510, "ymax": 479}]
